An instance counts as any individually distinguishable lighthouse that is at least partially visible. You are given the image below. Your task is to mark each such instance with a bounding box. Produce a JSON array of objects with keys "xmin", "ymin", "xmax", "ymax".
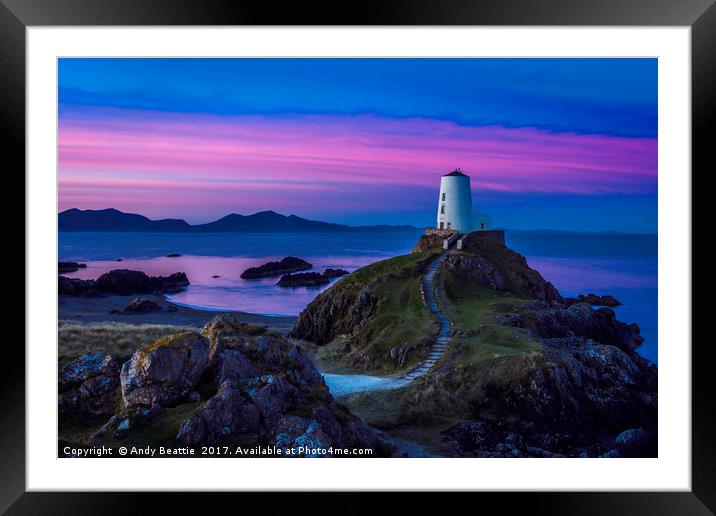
[{"xmin": 436, "ymin": 169, "xmax": 492, "ymax": 233}]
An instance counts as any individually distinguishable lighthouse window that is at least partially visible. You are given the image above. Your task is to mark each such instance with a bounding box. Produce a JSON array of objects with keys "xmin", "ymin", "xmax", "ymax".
[
  {"xmin": 440, "ymin": 205, "xmax": 445, "ymax": 214},
  {"xmin": 441, "ymin": 193, "xmax": 446, "ymax": 201}
]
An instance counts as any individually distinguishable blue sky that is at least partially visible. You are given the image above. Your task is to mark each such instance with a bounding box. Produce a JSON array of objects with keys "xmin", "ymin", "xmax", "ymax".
[{"xmin": 59, "ymin": 58, "xmax": 658, "ymax": 232}]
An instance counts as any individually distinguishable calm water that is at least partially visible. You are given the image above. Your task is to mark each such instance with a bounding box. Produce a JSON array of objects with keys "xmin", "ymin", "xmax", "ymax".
[{"xmin": 59, "ymin": 230, "xmax": 657, "ymax": 364}]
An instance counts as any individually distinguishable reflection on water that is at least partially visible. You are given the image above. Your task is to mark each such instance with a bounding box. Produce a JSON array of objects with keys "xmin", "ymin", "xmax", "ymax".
[{"xmin": 60, "ymin": 230, "xmax": 657, "ymax": 363}]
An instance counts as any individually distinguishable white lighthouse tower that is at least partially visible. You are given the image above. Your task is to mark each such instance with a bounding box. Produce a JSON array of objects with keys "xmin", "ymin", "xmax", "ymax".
[
  {"xmin": 436, "ymin": 169, "xmax": 492, "ymax": 233},
  {"xmin": 436, "ymin": 169, "xmax": 474, "ymax": 232}
]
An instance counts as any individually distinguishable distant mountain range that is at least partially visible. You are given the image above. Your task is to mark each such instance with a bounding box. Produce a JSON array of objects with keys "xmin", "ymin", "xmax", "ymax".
[{"xmin": 58, "ymin": 208, "xmax": 418, "ymax": 233}]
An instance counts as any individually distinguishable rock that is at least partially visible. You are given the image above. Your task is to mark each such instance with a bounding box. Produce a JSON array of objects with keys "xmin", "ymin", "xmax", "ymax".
[
  {"xmin": 240, "ymin": 256, "xmax": 312, "ymax": 279},
  {"xmin": 59, "ymin": 269, "xmax": 190, "ymax": 297},
  {"xmin": 176, "ymin": 382, "xmax": 261, "ymax": 445},
  {"xmin": 412, "ymin": 229, "xmax": 456, "ymax": 253},
  {"xmin": 83, "ymin": 313, "xmax": 383, "ymax": 452},
  {"xmin": 564, "ymin": 293, "xmax": 622, "ymax": 307},
  {"xmin": 166, "ymin": 253, "xmax": 182, "ymax": 257},
  {"xmin": 273, "ymin": 416, "xmax": 330, "ymax": 456},
  {"xmin": 444, "ymin": 420, "xmax": 496, "ymax": 453},
  {"xmin": 246, "ymin": 375, "xmax": 299, "ymax": 429},
  {"xmin": 120, "ymin": 332, "xmax": 209, "ymax": 407},
  {"xmin": 152, "ymin": 272, "xmax": 190, "ymax": 293},
  {"xmin": 123, "ymin": 298, "xmax": 162, "ymax": 314},
  {"xmin": 116, "ymin": 258, "xmax": 123, "ymax": 261},
  {"xmin": 58, "ymin": 275, "xmax": 94, "ymax": 296},
  {"xmin": 94, "ymin": 269, "xmax": 154, "ymax": 294},
  {"xmin": 58, "ymin": 261, "xmax": 86, "ymax": 274},
  {"xmin": 512, "ymin": 302, "xmax": 644, "ymax": 352},
  {"xmin": 59, "ymin": 352, "xmax": 120, "ymax": 418},
  {"xmin": 212, "ymin": 275, "xmax": 220, "ymax": 278},
  {"xmin": 90, "ymin": 405, "xmax": 162, "ymax": 442},
  {"xmin": 443, "ymin": 253, "xmax": 509, "ymax": 291},
  {"xmin": 458, "ymin": 232, "xmax": 562, "ymax": 304},
  {"xmin": 322, "ymin": 268, "xmax": 349, "ymax": 278},
  {"xmin": 614, "ymin": 427, "xmax": 654, "ymax": 457},
  {"xmin": 277, "ymin": 272, "xmax": 330, "ymax": 287}
]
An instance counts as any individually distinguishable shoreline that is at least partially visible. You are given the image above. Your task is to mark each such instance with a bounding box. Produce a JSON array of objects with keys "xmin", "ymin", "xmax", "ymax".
[{"xmin": 58, "ymin": 293, "xmax": 297, "ymax": 334}]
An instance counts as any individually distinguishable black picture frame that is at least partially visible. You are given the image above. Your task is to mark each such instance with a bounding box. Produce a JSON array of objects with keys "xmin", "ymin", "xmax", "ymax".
[{"xmin": 2, "ymin": 0, "xmax": 709, "ymax": 512}]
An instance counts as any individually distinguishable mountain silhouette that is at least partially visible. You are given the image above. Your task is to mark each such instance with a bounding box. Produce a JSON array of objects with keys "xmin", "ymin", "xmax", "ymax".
[{"xmin": 59, "ymin": 208, "xmax": 417, "ymax": 233}]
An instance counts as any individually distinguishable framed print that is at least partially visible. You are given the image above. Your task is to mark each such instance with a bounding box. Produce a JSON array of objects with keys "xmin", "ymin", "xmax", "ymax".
[{"xmin": 3, "ymin": 0, "xmax": 711, "ymax": 512}]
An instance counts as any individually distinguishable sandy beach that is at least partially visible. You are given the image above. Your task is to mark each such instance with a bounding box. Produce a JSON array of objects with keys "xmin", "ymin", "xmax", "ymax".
[{"xmin": 58, "ymin": 293, "xmax": 296, "ymax": 333}]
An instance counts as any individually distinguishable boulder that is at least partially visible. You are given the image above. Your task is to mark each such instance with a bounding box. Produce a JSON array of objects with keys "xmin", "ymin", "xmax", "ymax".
[
  {"xmin": 166, "ymin": 253, "xmax": 182, "ymax": 257},
  {"xmin": 176, "ymin": 382, "xmax": 261, "ymax": 445},
  {"xmin": 240, "ymin": 256, "xmax": 312, "ymax": 279},
  {"xmin": 58, "ymin": 352, "xmax": 120, "ymax": 418},
  {"xmin": 123, "ymin": 298, "xmax": 162, "ymax": 314},
  {"xmin": 277, "ymin": 272, "xmax": 329, "ymax": 287},
  {"xmin": 120, "ymin": 332, "xmax": 209, "ymax": 407}
]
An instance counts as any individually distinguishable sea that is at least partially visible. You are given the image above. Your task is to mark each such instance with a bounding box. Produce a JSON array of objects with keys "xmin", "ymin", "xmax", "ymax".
[{"xmin": 59, "ymin": 230, "xmax": 657, "ymax": 364}]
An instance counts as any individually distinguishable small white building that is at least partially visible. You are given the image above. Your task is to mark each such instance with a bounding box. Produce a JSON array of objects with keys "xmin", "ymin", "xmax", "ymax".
[{"xmin": 436, "ymin": 169, "xmax": 491, "ymax": 233}]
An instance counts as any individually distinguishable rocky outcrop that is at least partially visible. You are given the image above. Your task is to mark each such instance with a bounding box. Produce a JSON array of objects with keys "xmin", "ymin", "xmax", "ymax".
[
  {"xmin": 240, "ymin": 256, "xmax": 312, "ymax": 279},
  {"xmin": 59, "ymin": 352, "xmax": 120, "ymax": 418},
  {"xmin": 278, "ymin": 272, "xmax": 329, "ymax": 287},
  {"xmin": 505, "ymin": 302, "xmax": 643, "ymax": 352},
  {"xmin": 58, "ymin": 261, "xmax": 86, "ymax": 274},
  {"xmin": 175, "ymin": 382, "xmax": 261, "ymax": 444},
  {"xmin": 438, "ymin": 336, "xmax": 657, "ymax": 457},
  {"xmin": 176, "ymin": 315, "xmax": 381, "ymax": 454},
  {"xmin": 290, "ymin": 283, "xmax": 378, "ymax": 345},
  {"xmin": 322, "ymin": 268, "xmax": 349, "ymax": 278},
  {"xmin": 166, "ymin": 253, "xmax": 182, "ymax": 257},
  {"xmin": 58, "ymin": 275, "xmax": 95, "ymax": 296},
  {"xmin": 58, "ymin": 269, "xmax": 189, "ymax": 297},
  {"xmin": 412, "ymin": 230, "xmax": 456, "ymax": 253},
  {"xmin": 120, "ymin": 332, "xmax": 209, "ymax": 407},
  {"xmin": 564, "ymin": 293, "xmax": 621, "ymax": 307},
  {"xmin": 123, "ymin": 298, "xmax": 162, "ymax": 313},
  {"xmin": 79, "ymin": 314, "xmax": 383, "ymax": 454},
  {"xmin": 457, "ymin": 232, "xmax": 562, "ymax": 305},
  {"xmin": 443, "ymin": 253, "xmax": 509, "ymax": 291}
]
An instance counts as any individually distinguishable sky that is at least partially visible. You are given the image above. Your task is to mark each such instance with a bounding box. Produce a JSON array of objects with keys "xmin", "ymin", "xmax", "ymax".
[{"xmin": 58, "ymin": 58, "xmax": 657, "ymax": 232}]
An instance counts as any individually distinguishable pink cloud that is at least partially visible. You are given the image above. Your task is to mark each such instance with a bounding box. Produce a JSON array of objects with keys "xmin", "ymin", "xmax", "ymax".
[{"xmin": 58, "ymin": 107, "xmax": 657, "ymax": 220}]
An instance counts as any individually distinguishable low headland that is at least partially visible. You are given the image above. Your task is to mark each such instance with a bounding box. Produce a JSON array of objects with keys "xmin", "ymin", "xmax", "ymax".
[{"xmin": 58, "ymin": 230, "xmax": 656, "ymax": 458}]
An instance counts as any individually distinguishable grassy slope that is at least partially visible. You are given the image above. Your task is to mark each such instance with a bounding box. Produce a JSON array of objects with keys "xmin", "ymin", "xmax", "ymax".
[
  {"xmin": 315, "ymin": 251, "xmax": 439, "ymax": 374},
  {"xmin": 58, "ymin": 320, "xmax": 193, "ymax": 367},
  {"xmin": 339, "ymin": 252, "xmax": 543, "ymax": 453},
  {"xmin": 439, "ymin": 266, "xmax": 541, "ymax": 366}
]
